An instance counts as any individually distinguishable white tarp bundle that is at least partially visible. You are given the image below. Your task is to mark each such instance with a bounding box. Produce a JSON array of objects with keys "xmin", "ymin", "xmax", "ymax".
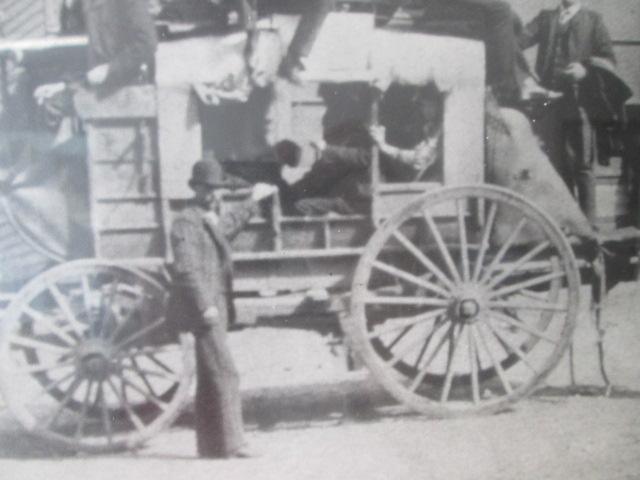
[{"xmin": 303, "ymin": 13, "xmax": 485, "ymax": 93}]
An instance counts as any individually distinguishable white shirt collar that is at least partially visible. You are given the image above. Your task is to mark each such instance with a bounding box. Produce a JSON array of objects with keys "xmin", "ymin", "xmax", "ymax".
[{"xmin": 558, "ymin": 3, "xmax": 582, "ymax": 24}]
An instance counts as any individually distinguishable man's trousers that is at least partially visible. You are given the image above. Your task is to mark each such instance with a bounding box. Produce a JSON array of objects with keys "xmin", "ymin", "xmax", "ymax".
[
  {"xmin": 539, "ymin": 95, "xmax": 598, "ymax": 225},
  {"xmin": 194, "ymin": 321, "xmax": 245, "ymax": 458}
]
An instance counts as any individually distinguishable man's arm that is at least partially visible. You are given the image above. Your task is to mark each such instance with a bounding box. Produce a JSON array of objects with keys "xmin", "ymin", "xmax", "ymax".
[
  {"xmin": 589, "ymin": 12, "xmax": 615, "ymax": 66},
  {"xmin": 171, "ymin": 217, "xmax": 213, "ymax": 315},
  {"xmin": 218, "ymin": 183, "xmax": 278, "ymax": 239},
  {"xmin": 217, "ymin": 200, "xmax": 261, "ymax": 240},
  {"xmin": 107, "ymin": 0, "xmax": 158, "ymax": 85}
]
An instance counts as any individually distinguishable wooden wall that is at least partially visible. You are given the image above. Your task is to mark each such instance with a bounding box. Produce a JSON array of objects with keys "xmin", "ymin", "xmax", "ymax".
[{"xmin": 0, "ymin": 0, "xmax": 47, "ymax": 38}]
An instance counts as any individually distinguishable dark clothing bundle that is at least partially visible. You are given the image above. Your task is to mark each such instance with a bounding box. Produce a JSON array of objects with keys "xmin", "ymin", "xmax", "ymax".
[{"xmin": 168, "ymin": 200, "xmax": 257, "ymax": 458}]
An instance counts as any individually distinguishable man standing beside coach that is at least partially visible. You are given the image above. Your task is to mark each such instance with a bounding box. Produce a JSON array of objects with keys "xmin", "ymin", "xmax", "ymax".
[{"xmin": 168, "ymin": 160, "xmax": 278, "ymax": 458}]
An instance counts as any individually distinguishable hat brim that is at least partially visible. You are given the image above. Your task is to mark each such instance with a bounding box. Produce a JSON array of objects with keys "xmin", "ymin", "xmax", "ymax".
[{"xmin": 189, "ymin": 179, "xmax": 236, "ymax": 189}]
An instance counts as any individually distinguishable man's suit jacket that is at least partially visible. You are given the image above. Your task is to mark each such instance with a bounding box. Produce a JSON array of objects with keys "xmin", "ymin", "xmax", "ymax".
[
  {"xmin": 81, "ymin": 0, "xmax": 158, "ymax": 87},
  {"xmin": 520, "ymin": 7, "xmax": 615, "ymax": 88},
  {"xmin": 167, "ymin": 200, "xmax": 258, "ymax": 332}
]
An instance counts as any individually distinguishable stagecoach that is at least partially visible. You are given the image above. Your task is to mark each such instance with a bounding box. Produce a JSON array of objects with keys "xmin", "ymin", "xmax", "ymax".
[{"xmin": 0, "ymin": 11, "xmax": 637, "ymax": 453}]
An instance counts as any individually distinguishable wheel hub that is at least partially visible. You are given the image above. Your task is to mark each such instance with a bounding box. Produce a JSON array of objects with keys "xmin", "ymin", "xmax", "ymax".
[
  {"xmin": 457, "ymin": 299, "xmax": 480, "ymax": 320},
  {"xmin": 450, "ymin": 285, "xmax": 487, "ymax": 324},
  {"xmin": 76, "ymin": 341, "xmax": 113, "ymax": 381}
]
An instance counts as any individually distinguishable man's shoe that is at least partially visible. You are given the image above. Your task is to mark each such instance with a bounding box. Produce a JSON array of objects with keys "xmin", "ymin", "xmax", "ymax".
[{"xmin": 226, "ymin": 445, "xmax": 260, "ymax": 459}]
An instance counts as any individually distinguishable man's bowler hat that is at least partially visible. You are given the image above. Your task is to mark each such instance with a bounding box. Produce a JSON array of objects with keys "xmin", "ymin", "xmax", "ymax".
[{"xmin": 188, "ymin": 159, "xmax": 228, "ymax": 189}]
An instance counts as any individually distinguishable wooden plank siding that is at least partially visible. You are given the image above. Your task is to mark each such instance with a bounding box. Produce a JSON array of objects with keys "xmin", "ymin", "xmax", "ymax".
[{"xmin": 0, "ymin": 0, "xmax": 47, "ymax": 39}]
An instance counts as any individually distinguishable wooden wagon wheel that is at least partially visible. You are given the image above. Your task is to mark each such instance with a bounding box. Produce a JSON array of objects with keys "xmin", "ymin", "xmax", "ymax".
[
  {"xmin": 344, "ymin": 185, "xmax": 580, "ymax": 416},
  {"xmin": 0, "ymin": 260, "xmax": 194, "ymax": 452}
]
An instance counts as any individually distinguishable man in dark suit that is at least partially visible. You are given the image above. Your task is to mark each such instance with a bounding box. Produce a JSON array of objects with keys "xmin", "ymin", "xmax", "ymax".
[
  {"xmin": 520, "ymin": 0, "xmax": 616, "ymax": 224},
  {"xmin": 81, "ymin": 0, "xmax": 158, "ymax": 88},
  {"xmin": 168, "ymin": 159, "xmax": 277, "ymax": 458}
]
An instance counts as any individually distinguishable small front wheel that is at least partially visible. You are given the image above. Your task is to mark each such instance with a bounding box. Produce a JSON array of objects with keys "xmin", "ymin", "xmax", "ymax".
[{"xmin": 0, "ymin": 260, "xmax": 194, "ymax": 452}]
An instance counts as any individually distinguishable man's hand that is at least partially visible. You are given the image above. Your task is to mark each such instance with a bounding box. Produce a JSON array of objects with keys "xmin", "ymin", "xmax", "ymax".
[
  {"xmin": 87, "ymin": 63, "xmax": 110, "ymax": 86},
  {"xmin": 309, "ymin": 139, "xmax": 327, "ymax": 153},
  {"xmin": 368, "ymin": 125, "xmax": 386, "ymax": 146},
  {"xmin": 33, "ymin": 82, "xmax": 66, "ymax": 105},
  {"xmin": 251, "ymin": 183, "xmax": 278, "ymax": 201},
  {"xmin": 563, "ymin": 62, "xmax": 587, "ymax": 81},
  {"xmin": 203, "ymin": 306, "xmax": 220, "ymax": 324}
]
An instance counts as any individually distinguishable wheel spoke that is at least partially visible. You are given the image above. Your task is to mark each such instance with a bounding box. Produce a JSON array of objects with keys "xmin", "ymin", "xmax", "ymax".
[
  {"xmin": 118, "ymin": 375, "xmax": 169, "ymax": 412},
  {"xmin": 23, "ymin": 306, "xmax": 77, "ymax": 347},
  {"xmin": 478, "ymin": 218, "xmax": 527, "ymax": 284},
  {"xmin": 488, "ymin": 310, "xmax": 560, "ymax": 345},
  {"xmin": 74, "ymin": 380, "xmax": 94, "ymax": 441},
  {"xmin": 97, "ymin": 382, "xmax": 113, "ymax": 445},
  {"xmin": 488, "ymin": 299, "xmax": 567, "ymax": 312},
  {"xmin": 14, "ymin": 358, "xmax": 75, "ymax": 374},
  {"xmin": 8, "ymin": 334, "xmax": 72, "ymax": 355},
  {"xmin": 118, "ymin": 344, "xmax": 182, "ymax": 361},
  {"xmin": 106, "ymin": 378, "xmax": 145, "ymax": 432},
  {"xmin": 145, "ymin": 352, "xmax": 178, "ymax": 374},
  {"xmin": 28, "ymin": 370, "xmax": 76, "ymax": 404},
  {"xmin": 440, "ymin": 324, "xmax": 465, "ymax": 403},
  {"xmin": 372, "ymin": 260, "xmax": 450, "ymax": 298},
  {"xmin": 81, "ymin": 274, "xmax": 92, "ymax": 315},
  {"xmin": 408, "ymin": 322, "xmax": 453, "ymax": 392},
  {"xmin": 112, "ymin": 317, "xmax": 165, "ymax": 352},
  {"xmin": 391, "ymin": 231, "xmax": 456, "ymax": 291},
  {"xmin": 129, "ymin": 357, "xmax": 159, "ymax": 397},
  {"xmin": 47, "ymin": 281, "xmax": 86, "ymax": 337},
  {"xmin": 367, "ymin": 308, "xmax": 446, "ymax": 339},
  {"xmin": 422, "ymin": 208, "xmax": 462, "ymax": 284},
  {"xmin": 413, "ymin": 315, "xmax": 446, "ymax": 369},
  {"xmin": 385, "ymin": 323, "xmax": 443, "ymax": 368},
  {"xmin": 387, "ymin": 326, "xmax": 414, "ymax": 350},
  {"xmin": 485, "ymin": 241, "xmax": 551, "ymax": 290},
  {"xmin": 96, "ymin": 280, "xmax": 118, "ymax": 339},
  {"xmin": 121, "ymin": 363, "xmax": 179, "ymax": 383},
  {"xmin": 42, "ymin": 375, "xmax": 84, "ymax": 430},
  {"xmin": 489, "ymin": 271, "xmax": 566, "ymax": 299},
  {"xmin": 468, "ymin": 325, "xmax": 480, "ymax": 404},
  {"xmin": 364, "ymin": 295, "xmax": 449, "ymax": 307},
  {"xmin": 456, "ymin": 200, "xmax": 470, "ymax": 282},
  {"xmin": 472, "ymin": 324, "xmax": 513, "ymax": 395},
  {"xmin": 472, "ymin": 201, "xmax": 498, "ymax": 282},
  {"xmin": 107, "ymin": 304, "xmax": 137, "ymax": 343},
  {"xmin": 483, "ymin": 320, "xmax": 540, "ymax": 375}
]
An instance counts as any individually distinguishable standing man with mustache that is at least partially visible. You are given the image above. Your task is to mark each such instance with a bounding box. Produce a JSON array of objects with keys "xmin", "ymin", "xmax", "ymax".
[{"xmin": 520, "ymin": 0, "xmax": 617, "ymax": 224}]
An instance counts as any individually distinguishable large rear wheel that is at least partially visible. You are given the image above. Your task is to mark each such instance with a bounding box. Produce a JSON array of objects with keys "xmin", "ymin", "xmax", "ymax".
[{"xmin": 344, "ymin": 185, "xmax": 580, "ymax": 416}]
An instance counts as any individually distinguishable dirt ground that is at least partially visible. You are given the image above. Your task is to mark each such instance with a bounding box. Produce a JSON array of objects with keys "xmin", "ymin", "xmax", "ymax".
[{"xmin": 0, "ymin": 282, "xmax": 639, "ymax": 480}]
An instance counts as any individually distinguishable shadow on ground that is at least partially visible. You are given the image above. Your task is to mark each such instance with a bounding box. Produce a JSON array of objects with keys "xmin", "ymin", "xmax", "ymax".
[{"xmin": 1, "ymin": 379, "xmax": 638, "ymax": 459}]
